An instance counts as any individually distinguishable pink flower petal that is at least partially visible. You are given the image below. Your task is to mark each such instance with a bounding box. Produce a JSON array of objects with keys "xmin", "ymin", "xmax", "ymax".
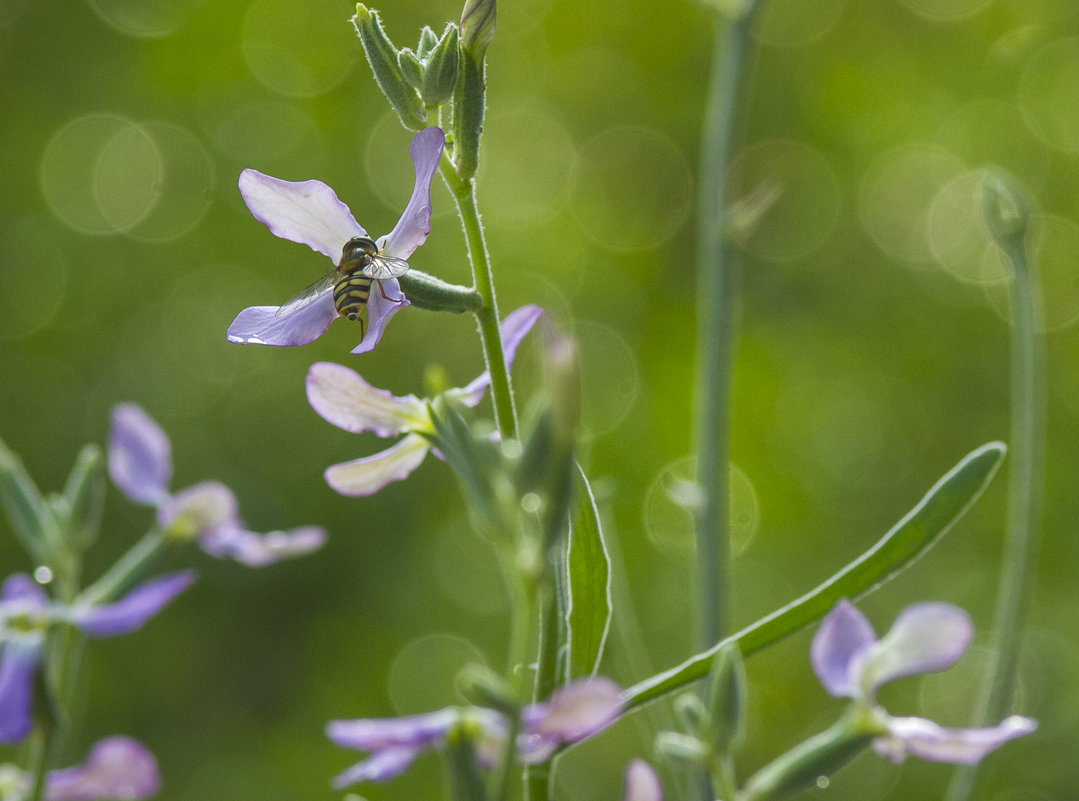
[{"xmin": 349, "ymin": 278, "xmax": 411, "ymax": 355}]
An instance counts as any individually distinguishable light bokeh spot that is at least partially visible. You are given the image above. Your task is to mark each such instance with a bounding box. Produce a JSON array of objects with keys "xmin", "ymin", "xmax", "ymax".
[
  {"xmin": 726, "ymin": 139, "xmax": 841, "ymax": 263},
  {"xmin": 755, "ymin": 0, "xmax": 845, "ymax": 47},
  {"xmin": 41, "ymin": 113, "xmax": 164, "ymax": 235},
  {"xmin": 0, "ymin": 221, "xmax": 68, "ymax": 341},
  {"xmin": 388, "ymin": 634, "xmax": 486, "ymax": 715},
  {"xmin": 644, "ymin": 457, "xmax": 759, "ymax": 558},
  {"xmin": 900, "ymin": 0, "xmax": 992, "ymax": 22},
  {"xmin": 432, "ymin": 516, "xmax": 507, "ymax": 616},
  {"xmin": 574, "ymin": 321, "xmax": 640, "ymax": 439},
  {"xmin": 570, "ymin": 126, "xmax": 692, "ymax": 253},
  {"xmin": 1020, "ymin": 37, "xmax": 1079, "ymax": 154},
  {"xmin": 935, "ymin": 99, "xmax": 1049, "ymax": 192},
  {"xmin": 481, "ymin": 108, "xmax": 576, "ymax": 228},
  {"xmin": 984, "ymin": 214, "xmax": 1079, "ymax": 332},
  {"xmin": 127, "ymin": 122, "xmax": 214, "ymax": 242},
  {"xmin": 87, "ymin": 0, "xmax": 206, "ymax": 38},
  {"xmin": 860, "ymin": 143, "xmax": 965, "ymax": 264},
  {"xmin": 927, "ymin": 170, "xmax": 1009, "ymax": 285},
  {"xmin": 242, "ymin": 0, "xmax": 357, "ymax": 98}
]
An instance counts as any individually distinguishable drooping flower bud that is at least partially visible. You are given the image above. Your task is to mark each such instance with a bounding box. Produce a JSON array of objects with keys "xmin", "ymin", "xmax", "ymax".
[{"xmin": 459, "ymin": 0, "xmax": 495, "ymax": 63}]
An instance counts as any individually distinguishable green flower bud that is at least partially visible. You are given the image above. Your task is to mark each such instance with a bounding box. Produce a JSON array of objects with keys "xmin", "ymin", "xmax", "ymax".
[
  {"xmin": 61, "ymin": 443, "xmax": 105, "ymax": 551},
  {"xmin": 456, "ymin": 663, "xmax": 519, "ymax": 716},
  {"xmin": 397, "ymin": 48, "xmax": 424, "ymax": 90},
  {"xmin": 707, "ymin": 642, "xmax": 747, "ymax": 751},
  {"xmin": 417, "ymin": 25, "xmax": 439, "ymax": 59},
  {"xmin": 351, "ymin": 4, "xmax": 427, "ymax": 130},
  {"xmin": 460, "ymin": 0, "xmax": 496, "ymax": 63},
  {"xmin": 422, "ymin": 25, "xmax": 460, "ymax": 107}
]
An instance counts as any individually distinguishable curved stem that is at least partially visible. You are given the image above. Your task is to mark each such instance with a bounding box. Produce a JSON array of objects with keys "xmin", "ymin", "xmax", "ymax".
[
  {"xmin": 438, "ymin": 159, "xmax": 517, "ymax": 440},
  {"xmin": 946, "ymin": 203, "xmax": 1045, "ymax": 801}
]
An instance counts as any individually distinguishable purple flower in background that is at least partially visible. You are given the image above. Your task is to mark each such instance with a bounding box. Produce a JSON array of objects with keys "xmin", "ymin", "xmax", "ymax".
[
  {"xmin": 227, "ymin": 127, "xmax": 445, "ymax": 354},
  {"xmin": 326, "ymin": 677, "xmax": 623, "ymax": 789},
  {"xmin": 812, "ymin": 600, "xmax": 1037, "ymax": 764},
  {"xmin": 46, "ymin": 736, "xmax": 160, "ymax": 801},
  {"xmin": 108, "ymin": 404, "xmax": 326, "ymax": 567},
  {"xmin": 306, "ymin": 305, "xmax": 543, "ymax": 496},
  {"xmin": 621, "ymin": 760, "xmax": 663, "ymax": 801},
  {"xmin": 0, "ymin": 572, "xmax": 193, "ymax": 744}
]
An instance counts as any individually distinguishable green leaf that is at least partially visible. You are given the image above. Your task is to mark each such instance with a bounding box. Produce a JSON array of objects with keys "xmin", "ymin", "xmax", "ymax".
[
  {"xmin": 0, "ymin": 436, "xmax": 51, "ymax": 561},
  {"xmin": 621, "ymin": 441, "xmax": 1006, "ymax": 711},
  {"xmin": 564, "ymin": 464, "xmax": 612, "ymax": 679}
]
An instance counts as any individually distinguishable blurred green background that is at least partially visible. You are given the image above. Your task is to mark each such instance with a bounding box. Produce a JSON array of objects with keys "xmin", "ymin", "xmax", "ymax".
[{"xmin": 2, "ymin": 0, "xmax": 1078, "ymax": 798}]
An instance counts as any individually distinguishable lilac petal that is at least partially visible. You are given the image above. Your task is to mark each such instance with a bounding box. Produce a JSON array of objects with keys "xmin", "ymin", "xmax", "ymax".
[
  {"xmin": 199, "ymin": 525, "xmax": 327, "ymax": 567},
  {"xmin": 238, "ymin": 170, "xmax": 366, "ymax": 260},
  {"xmin": 860, "ymin": 603, "xmax": 972, "ymax": 698},
  {"xmin": 70, "ymin": 572, "xmax": 195, "ymax": 637},
  {"xmin": 0, "ymin": 638, "xmax": 42, "ymax": 744},
  {"xmin": 331, "ymin": 746, "xmax": 424, "ymax": 788},
  {"xmin": 380, "ymin": 127, "xmax": 446, "ymax": 260},
  {"xmin": 349, "ymin": 278, "xmax": 410, "ymax": 355},
  {"xmin": 306, "ymin": 362, "xmax": 428, "ymax": 437},
  {"xmin": 323, "ymin": 434, "xmax": 431, "ymax": 496},
  {"xmin": 811, "ymin": 600, "xmax": 877, "ymax": 699},
  {"xmin": 46, "ymin": 736, "xmax": 161, "ymax": 801},
  {"xmin": 108, "ymin": 404, "xmax": 172, "ymax": 506},
  {"xmin": 327, "ymin": 708, "xmax": 459, "ymax": 752},
  {"xmin": 873, "ymin": 714, "xmax": 1036, "ymax": 764},
  {"xmin": 157, "ymin": 482, "xmax": 238, "ymax": 539},
  {"xmin": 451, "ymin": 306, "xmax": 545, "ymax": 407},
  {"xmin": 523, "ymin": 677, "xmax": 623, "ymax": 743},
  {"xmin": 227, "ymin": 289, "xmax": 338, "ymax": 347},
  {"xmin": 622, "ymin": 760, "xmax": 663, "ymax": 801},
  {"xmin": 1, "ymin": 573, "xmax": 48, "ymax": 608}
]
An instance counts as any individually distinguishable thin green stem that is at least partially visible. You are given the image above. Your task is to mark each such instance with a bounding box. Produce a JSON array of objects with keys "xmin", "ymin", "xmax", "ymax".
[
  {"xmin": 438, "ymin": 158, "xmax": 517, "ymax": 440},
  {"xmin": 946, "ymin": 214, "xmax": 1045, "ymax": 801},
  {"xmin": 693, "ymin": 2, "xmax": 760, "ymax": 650}
]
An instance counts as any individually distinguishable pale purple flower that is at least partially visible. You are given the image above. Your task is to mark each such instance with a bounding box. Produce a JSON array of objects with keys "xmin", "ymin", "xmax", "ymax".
[
  {"xmin": 227, "ymin": 127, "xmax": 445, "ymax": 354},
  {"xmin": 108, "ymin": 404, "xmax": 326, "ymax": 567},
  {"xmin": 621, "ymin": 760, "xmax": 663, "ymax": 801},
  {"xmin": 46, "ymin": 736, "xmax": 160, "ymax": 801},
  {"xmin": 326, "ymin": 677, "xmax": 623, "ymax": 789},
  {"xmin": 812, "ymin": 600, "xmax": 1037, "ymax": 764},
  {"xmin": 0, "ymin": 572, "xmax": 193, "ymax": 744},
  {"xmin": 307, "ymin": 305, "xmax": 543, "ymax": 496}
]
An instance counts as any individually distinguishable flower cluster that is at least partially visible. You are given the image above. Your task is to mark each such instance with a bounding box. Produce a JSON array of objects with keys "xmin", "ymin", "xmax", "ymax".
[
  {"xmin": 0, "ymin": 572, "xmax": 193, "ymax": 744},
  {"xmin": 812, "ymin": 600, "xmax": 1036, "ymax": 764},
  {"xmin": 109, "ymin": 404, "xmax": 326, "ymax": 567}
]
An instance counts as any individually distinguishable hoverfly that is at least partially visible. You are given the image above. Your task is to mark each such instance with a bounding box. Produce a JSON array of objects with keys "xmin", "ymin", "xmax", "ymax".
[{"xmin": 277, "ymin": 236, "xmax": 409, "ymax": 340}]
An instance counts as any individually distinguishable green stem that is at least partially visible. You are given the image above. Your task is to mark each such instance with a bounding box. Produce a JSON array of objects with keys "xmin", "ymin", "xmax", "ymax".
[
  {"xmin": 693, "ymin": 1, "xmax": 760, "ymax": 650},
  {"xmin": 438, "ymin": 158, "xmax": 517, "ymax": 440},
  {"xmin": 946, "ymin": 191, "xmax": 1045, "ymax": 801},
  {"xmin": 78, "ymin": 528, "xmax": 170, "ymax": 606}
]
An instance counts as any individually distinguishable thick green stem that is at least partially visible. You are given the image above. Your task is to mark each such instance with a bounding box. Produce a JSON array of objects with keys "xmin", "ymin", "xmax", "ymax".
[
  {"xmin": 693, "ymin": 2, "xmax": 759, "ymax": 651},
  {"xmin": 438, "ymin": 159, "xmax": 517, "ymax": 440},
  {"xmin": 946, "ymin": 184, "xmax": 1045, "ymax": 801}
]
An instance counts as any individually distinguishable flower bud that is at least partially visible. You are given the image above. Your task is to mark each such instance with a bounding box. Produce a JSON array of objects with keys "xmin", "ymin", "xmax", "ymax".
[
  {"xmin": 351, "ymin": 4, "xmax": 427, "ymax": 130},
  {"xmin": 421, "ymin": 25, "xmax": 460, "ymax": 107},
  {"xmin": 397, "ymin": 48, "xmax": 424, "ymax": 90},
  {"xmin": 460, "ymin": 0, "xmax": 495, "ymax": 63},
  {"xmin": 62, "ymin": 443, "xmax": 105, "ymax": 551},
  {"xmin": 417, "ymin": 25, "xmax": 439, "ymax": 59}
]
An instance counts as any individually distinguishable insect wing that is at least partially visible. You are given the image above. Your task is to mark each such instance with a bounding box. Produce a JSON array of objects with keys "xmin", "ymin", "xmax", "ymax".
[
  {"xmin": 275, "ymin": 269, "xmax": 337, "ymax": 318},
  {"xmin": 362, "ymin": 254, "xmax": 410, "ymax": 280}
]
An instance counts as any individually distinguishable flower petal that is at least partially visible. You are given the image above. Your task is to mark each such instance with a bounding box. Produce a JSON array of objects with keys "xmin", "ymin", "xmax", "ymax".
[
  {"xmin": 622, "ymin": 760, "xmax": 663, "ymax": 801},
  {"xmin": 522, "ymin": 677, "xmax": 623, "ymax": 742},
  {"xmin": 323, "ymin": 434, "xmax": 431, "ymax": 496},
  {"xmin": 349, "ymin": 278, "xmax": 411, "ymax": 355},
  {"xmin": 451, "ymin": 305, "xmax": 545, "ymax": 407},
  {"xmin": 227, "ymin": 289, "xmax": 339, "ymax": 347},
  {"xmin": 1, "ymin": 573, "xmax": 47, "ymax": 608},
  {"xmin": 238, "ymin": 170, "xmax": 366, "ymax": 260},
  {"xmin": 811, "ymin": 600, "xmax": 877, "ymax": 699},
  {"xmin": 199, "ymin": 525, "xmax": 327, "ymax": 568},
  {"xmin": 873, "ymin": 714, "xmax": 1036, "ymax": 764},
  {"xmin": 108, "ymin": 404, "xmax": 172, "ymax": 506},
  {"xmin": 46, "ymin": 736, "xmax": 161, "ymax": 801},
  {"xmin": 327, "ymin": 708, "xmax": 460, "ymax": 752},
  {"xmin": 0, "ymin": 638, "xmax": 42, "ymax": 744},
  {"xmin": 380, "ymin": 127, "xmax": 446, "ymax": 261},
  {"xmin": 69, "ymin": 572, "xmax": 195, "ymax": 637},
  {"xmin": 307, "ymin": 362, "xmax": 428, "ymax": 437},
  {"xmin": 860, "ymin": 603, "xmax": 972, "ymax": 698},
  {"xmin": 157, "ymin": 482, "xmax": 238, "ymax": 540},
  {"xmin": 331, "ymin": 746, "xmax": 424, "ymax": 788}
]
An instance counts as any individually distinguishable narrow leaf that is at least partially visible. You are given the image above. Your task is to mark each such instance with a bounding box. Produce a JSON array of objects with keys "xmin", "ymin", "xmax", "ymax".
[
  {"xmin": 0, "ymin": 436, "xmax": 51, "ymax": 561},
  {"xmin": 564, "ymin": 464, "xmax": 612, "ymax": 679},
  {"xmin": 621, "ymin": 442, "xmax": 1006, "ymax": 710}
]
